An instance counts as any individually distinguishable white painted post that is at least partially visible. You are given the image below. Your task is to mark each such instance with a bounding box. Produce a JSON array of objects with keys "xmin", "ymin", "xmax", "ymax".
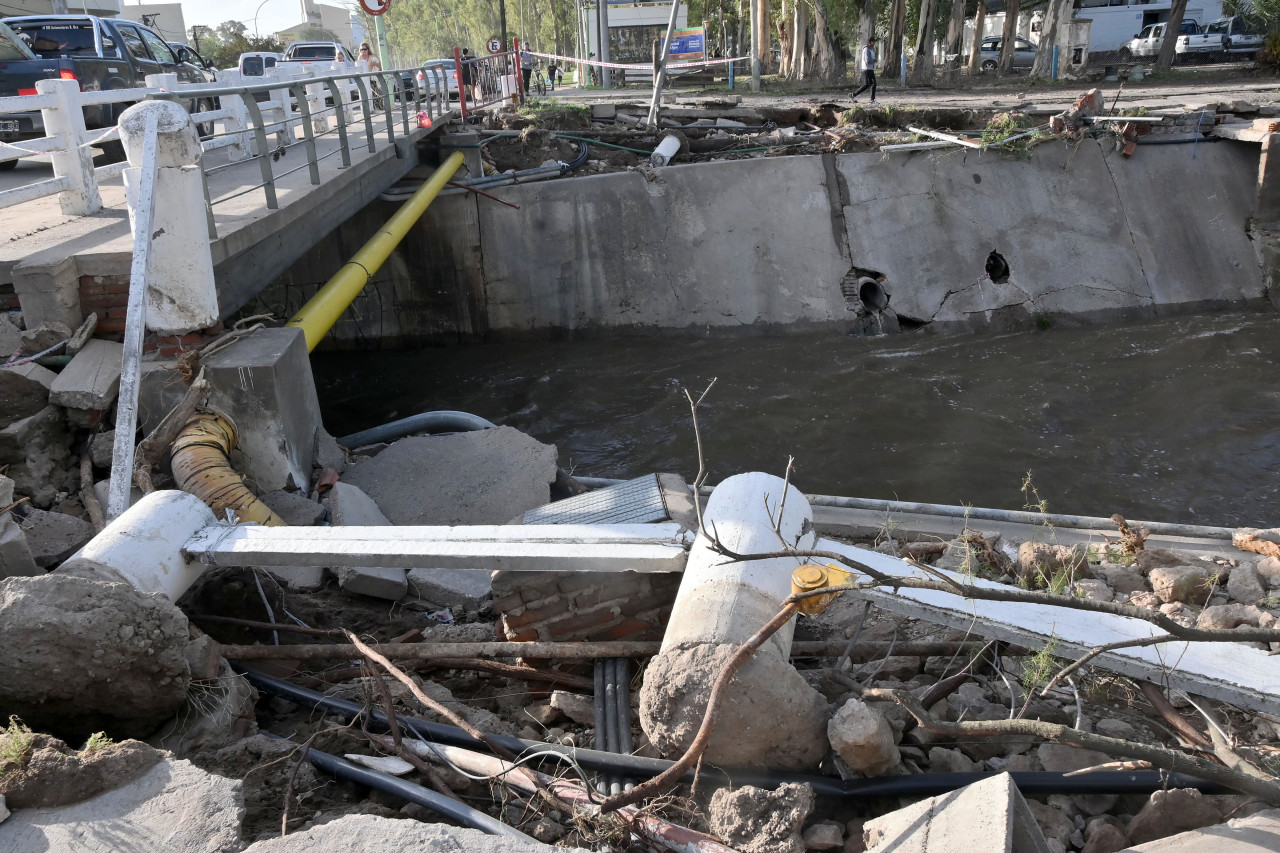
[
  {"xmin": 36, "ymin": 78, "xmax": 100, "ymax": 215},
  {"xmin": 304, "ymin": 68, "xmax": 327, "ymax": 134},
  {"xmin": 119, "ymin": 99, "xmax": 218, "ymax": 335},
  {"xmin": 215, "ymin": 68, "xmax": 252, "ymax": 160},
  {"xmin": 331, "ymin": 61, "xmax": 355, "ymax": 113},
  {"xmin": 262, "ymin": 65, "xmax": 296, "ymax": 144}
]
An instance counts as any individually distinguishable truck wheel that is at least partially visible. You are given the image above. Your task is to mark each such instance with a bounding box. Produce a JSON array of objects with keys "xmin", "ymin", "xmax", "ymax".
[
  {"xmin": 194, "ymin": 98, "xmax": 216, "ymax": 139},
  {"xmin": 1118, "ymin": 47, "xmax": 1133, "ymax": 61},
  {"xmin": 0, "ymin": 159, "xmax": 17, "ymax": 171}
]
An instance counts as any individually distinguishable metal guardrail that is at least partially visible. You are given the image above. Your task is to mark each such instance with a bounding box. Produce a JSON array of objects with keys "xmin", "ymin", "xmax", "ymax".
[{"xmin": 0, "ymin": 61, "xmax": 457, "ymax": 227}]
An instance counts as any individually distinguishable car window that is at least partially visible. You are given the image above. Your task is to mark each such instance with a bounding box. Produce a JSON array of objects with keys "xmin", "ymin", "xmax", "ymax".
[
  {"xmin": 984, "ymin": 38, "xmax": 1001, "ymax": 50},
  {"xmin": 0, "ymin": 22, "xmax": 35, "ymax": 60},
  {"xmin": 1206, "ymin": 20, "xmax": 1228, "ymax": 33},
  {"xmin": 290, "ymin": 45, "xmax": 337, "ymax": 59},
  {"xmin": 139, "ymin": 27, "xmax": 175, "ymax": 63},
  {"xmin": 7, "ymin": 21, "xmax": 97, "ymax": 58},
  {"xmin": 241, "ymin": 55, "xmax": 264, "ymax": 75},
  {"xmin": 1016, "ymin": 38, "xmax": 1035, "ymax": 49},
  {"xmin": 264, "ymin": 56, "xmax": 277, "ymax": 68},
  {"xmin": 116, "ymin": 25, "xmax": 152, "ymax": 61}
]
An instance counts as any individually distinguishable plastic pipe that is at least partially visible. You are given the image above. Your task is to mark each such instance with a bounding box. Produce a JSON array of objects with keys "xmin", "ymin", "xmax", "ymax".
[
  {"xmin": 276, "ymin": 736, "xmax": 536, "ymax": 840},
  {"xmin": 605, "ymin": 656, "xmax": 622, "ymax": 795},
  {"xmin": 287, "ymin": 151, "xmax": 465, "ymax": 352},
  {"xmin": 170, "ymin": 410, "xmax": 286, "ymax": 526},
  {"xmin": 650, "ymin": 134, "xmax": 681, "ymax": 166},
  {"xmin": 67, "ymin": 489, "xmax": 216, "ymax": 600},
  {"xmin": 339, "ymin": 410, "xmax": 496, "ymax": 448},
  {"xmin": 239, "ymin": 668, "xmax": 1232, "ymax": 798}
]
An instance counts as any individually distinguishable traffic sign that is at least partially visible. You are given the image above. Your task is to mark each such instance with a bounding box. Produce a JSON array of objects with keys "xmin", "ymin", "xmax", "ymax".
[
  {"xmin": 359, "ymin": 0, "xmax": 390, "ymax": 14},
  {"xmin": 487, "ymin": 37, "xmax": 503, "ymax": 54}
]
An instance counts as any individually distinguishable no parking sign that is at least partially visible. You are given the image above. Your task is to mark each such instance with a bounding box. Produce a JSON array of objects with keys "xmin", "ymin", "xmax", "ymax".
[{"xmin": 487, "ymin": 37, "xmax": 503, "ymax": 53}]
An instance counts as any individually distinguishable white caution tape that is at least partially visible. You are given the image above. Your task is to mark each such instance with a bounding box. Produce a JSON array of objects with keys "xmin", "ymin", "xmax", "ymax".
[
  {"xmin": 527, "ymin": 49, "xmax": 749, "ymax": 72},
  {"xmin": 0, "ymin": 124, "xmax": 120, "ymax": 159}
]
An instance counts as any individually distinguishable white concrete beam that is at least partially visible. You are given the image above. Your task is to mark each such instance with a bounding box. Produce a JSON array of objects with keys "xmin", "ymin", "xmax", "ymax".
[
  {"xmin": 818, "ymin": 537, "xmax": 1280, "ymax": 716},
  {"xmin": 183, "ymin": 522, "xmax": 691, "ymax": 573}
]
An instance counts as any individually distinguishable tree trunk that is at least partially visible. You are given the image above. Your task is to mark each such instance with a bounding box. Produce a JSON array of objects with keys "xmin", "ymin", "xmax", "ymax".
[
  {"xmin": 810, "ymin": 0, "xmax": 845, "ymax": 81},
  {"xmin": 757, "ymin": 0, "xmax": 772, "ymax": 72},
  {"xmin": 945, "ymin": 0, "xmax": 966, "ymax": 69},
  {"xmin": 883, "ymin": 0, "xmax": 905, "ymax": 73},
  {"xmin": 1153, "ymin": 0, "xmax": 1189, "ymax": 72},
  {"xmin": 792, "ymin": 0, "xmax": 811, "ymax": 78},
  {"xmin": 778, "ymin": 0, "xmax": 793, "ymax": 76},
  {"xmin": 967, "ymin": 0, "xmax": 987, "ymax": 74},
  {"xmin": 910, "ymin": 0, "xmax": 937, "ymax": 83},
  {"xmin": 1028, "ymin": 0, "xmax": 1070, "ymax": 78},
  {"xmin": 997, "ymin": 0, "xmax": 1020, "ymax": 75}
]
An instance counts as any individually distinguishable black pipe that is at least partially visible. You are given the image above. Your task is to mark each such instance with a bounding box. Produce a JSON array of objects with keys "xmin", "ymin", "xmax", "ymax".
[
  {"xmin": 615, "ymin": 658, "xmax": 634, "ymax": 791},
  {"xmin": 241, "ymin": 667, "xmax": 1232, "ymax": 799},
  {"xmin": 268, "ymin": 735, "xmax": 535, "ymax": 841},
  {"xmin": 604, "ymin": 657, "xmax": 622, "ymax": 796},
  {"xmin": 1136, "ymin": 136, "xmax": 1224, "ymax": 145},
  {"xmin": 594, "ymin": 659, "xmax": 611, "ymax": 794}
]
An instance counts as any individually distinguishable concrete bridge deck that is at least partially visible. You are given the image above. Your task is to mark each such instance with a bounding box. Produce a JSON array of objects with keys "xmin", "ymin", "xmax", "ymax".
[{"xmin": 1, "ymin": 113, "xmax": 446, "ymax": 332}]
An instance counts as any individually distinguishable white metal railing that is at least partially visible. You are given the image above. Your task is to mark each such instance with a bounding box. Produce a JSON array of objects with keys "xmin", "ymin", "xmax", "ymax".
[{"xmin": 0, "ymin": 61, "xmax": 456, "ymax": 224}]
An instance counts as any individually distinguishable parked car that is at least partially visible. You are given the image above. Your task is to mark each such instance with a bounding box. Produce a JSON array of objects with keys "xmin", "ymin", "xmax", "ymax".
[
  {"xmin": 416, "ymin": 58, "xmax": 460, "ymax": 101},
  {"xmin": 168, "ymin": 41, "xmax": 216, "ymax": 79},
  {"xmin": 977, "ymin": 36, "xmax": 1036, "ymax": 72},
  {"xmin": 280, "ymin": 41, "xmax": 357, "ymax": 67},
  {"xmin": 1124, "ymin": 20, "xmax": 1223, "ymax": 62},
  {"xmin": 1205, "ymin": 16, "xmax": 1264, "ymax": 58},
  {"xmin": 238, "ymin": 51, "xmax": 281, "ymax": 76},
  {"xmin": 0, "ymin": 14, "xmax": 218, "ymax": 158}
]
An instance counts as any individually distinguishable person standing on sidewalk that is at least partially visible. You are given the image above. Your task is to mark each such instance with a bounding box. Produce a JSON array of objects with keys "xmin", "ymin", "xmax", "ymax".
[
  {"xmin": 851, "ymin": 36, "xmax": 878, "ymax": 103},
  {"xmin": 520, "ymin": 47, "xmax": 534, "ymax": 98}
]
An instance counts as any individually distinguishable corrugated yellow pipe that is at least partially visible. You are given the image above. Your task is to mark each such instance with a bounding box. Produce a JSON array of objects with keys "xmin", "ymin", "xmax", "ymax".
[
  {"xmin": 170, "ymin": 410, "xmax": 286, "ymax": 526},
  {"xmin": 287, "ymin": 151, "xmax": 466, "ymax": 352}
]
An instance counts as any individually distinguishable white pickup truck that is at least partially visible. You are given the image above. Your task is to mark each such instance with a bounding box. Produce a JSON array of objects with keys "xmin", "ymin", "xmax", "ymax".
[{"xmin": 1125, "ymin": 20, "xmax": 1226, "ymax": 62}]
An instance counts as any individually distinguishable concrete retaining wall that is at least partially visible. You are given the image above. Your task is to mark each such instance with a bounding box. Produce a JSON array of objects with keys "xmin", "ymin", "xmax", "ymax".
[{"xmin": 257, "ymin": 138, "xmax": 1271, "ymax": 346}]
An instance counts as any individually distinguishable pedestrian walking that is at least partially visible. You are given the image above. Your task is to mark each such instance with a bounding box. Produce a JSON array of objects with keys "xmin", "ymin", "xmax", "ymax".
[
  {"xmin": 851, "ymin": 36, "xmax": 878, "ymax": 103},
  {"xmin": 547, "ymin": 59, "xmax": 559, "ymax": 91},
  {"xmin": 460, "ymin": 47, "xmax": 479, "ymax": 102},
  {"xmin": 520, "ymin": 47, "xmax": 534, "ymax": 97}
]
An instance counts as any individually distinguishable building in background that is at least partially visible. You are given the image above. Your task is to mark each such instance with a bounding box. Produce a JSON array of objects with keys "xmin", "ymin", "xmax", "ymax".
[
  {"xmin": 10, "ymin": 0, "xmax": 123, "ymax": 14},
  {"xmin": 120, "ymin": 2, "xmax": 187, "ymax": 43},
  {"xmin": 275, "ymin": 0, "xmax": 355, "ymax": 47}
]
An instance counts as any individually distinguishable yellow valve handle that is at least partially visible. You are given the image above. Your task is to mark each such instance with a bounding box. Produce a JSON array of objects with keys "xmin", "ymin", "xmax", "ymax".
[{"xmin": 790, "ymin": 563, "xmax": 854, "ymax": 616}]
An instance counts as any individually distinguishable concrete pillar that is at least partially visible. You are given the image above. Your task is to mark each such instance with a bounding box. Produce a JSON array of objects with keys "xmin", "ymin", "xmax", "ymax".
[
  {"xmin": 639, "ymin": 472, "xmax": 831, "ymax": 769},
  {"xmin": 118, "ymin": 99, "xmax": 219, "ymax": 335},
  {"xmin": 1255, "ymin": 132, "xmax": 1280, "ymax": 227},
  {"xmin": 66, "ymin": 489, "xmax": 217, "ymax": 600},
  {"xmin": 202, "ymin": 326, "xmax": 322, "ymax": 493},
  {"xmin": 37, "ymin": 78, "xmax": 100, "ymax": 216},
  {"xmin": 304, "ymin": 70, "xmax": 327, "ymax": 135},
  {"xmin": 215, "ymin": 68, "xmax": 252, "ymax": 160}
]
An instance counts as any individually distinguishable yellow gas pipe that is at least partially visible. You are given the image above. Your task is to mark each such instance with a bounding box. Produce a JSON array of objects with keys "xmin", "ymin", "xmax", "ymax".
[
  {"xmin": 170, "ymin": 410, "xmax": 286, "ymax": 526},
  {"xmin": 286, "ymin": 151, "xmax": 466, "ymax": 352}
]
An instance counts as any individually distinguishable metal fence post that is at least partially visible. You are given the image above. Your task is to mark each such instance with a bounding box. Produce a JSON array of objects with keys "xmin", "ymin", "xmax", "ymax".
[
  {"xmin": 289, "ymin": 82, "xmax": 322, "ymax": 185},
  {"xmin": 37, "ymin": 78, "xmax": 100, "ymax": 215}
]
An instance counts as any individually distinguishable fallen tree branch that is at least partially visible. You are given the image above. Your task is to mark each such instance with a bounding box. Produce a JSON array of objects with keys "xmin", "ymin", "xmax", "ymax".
[
  {"xmin": 1042, "ymin": 635, "xmax": 1181, "ymax": 696},
  {"xmin": 80, "ymin": 450, "xmax": 104, "ymax": 532},
  {"xmin": 864, "ymin": 686, "xmax": 1280, "ymax": 804},
  {"xmin": 1137, "ymin": 681, "xmax": 1214, "ymax": 751}
]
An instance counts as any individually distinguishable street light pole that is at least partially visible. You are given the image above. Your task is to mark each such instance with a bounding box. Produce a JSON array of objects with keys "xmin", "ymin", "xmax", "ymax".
[{"xmin": 253, "ymin": 0, "xmax": 275, "ymax": 37}]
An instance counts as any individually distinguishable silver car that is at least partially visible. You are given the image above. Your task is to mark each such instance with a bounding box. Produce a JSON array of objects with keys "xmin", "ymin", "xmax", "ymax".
[
  {"xmin": 977, "ymin": 36, "xmax": 1037, "ymax": 72},
  {"xmin": 416, "ymin": 59, "xmax": 460, "ymax": 101}
]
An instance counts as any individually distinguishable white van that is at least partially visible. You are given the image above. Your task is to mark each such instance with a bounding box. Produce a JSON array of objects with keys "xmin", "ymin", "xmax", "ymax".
[{"xmin": 238, "ymin": 51, "xmax": 281, "ymax": 76}]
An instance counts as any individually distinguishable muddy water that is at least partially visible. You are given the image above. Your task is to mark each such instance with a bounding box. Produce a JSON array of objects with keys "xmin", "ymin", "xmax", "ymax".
[{"xmin": 313, "ymin": 312, "xmax": 1280, "ymax": 528}]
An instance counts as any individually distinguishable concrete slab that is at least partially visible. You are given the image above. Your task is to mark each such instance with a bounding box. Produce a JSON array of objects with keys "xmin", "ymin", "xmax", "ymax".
[
  {"xmin": 336, "ymin": 564, "xmax": 407, "ymax": 600},
  {"xmin": 324, "ymin": 482, "xmax": 405, "ymax": 600},
  {"xmin": 48, "ymin": 338, "xmax": 123, "ymax": 412},
  {"xmin": 0, "ymin": 516, "xmax": 38, "ymax": 579},
  {"xmin": 0, "ymin": 315, "xmax": 20, "ymax": 358},
  {"xmin": 0, "ymin": 474, "xmax": 13, "ymax": 506},
  {"xmin": 0, "ymin": 366, "xmax": 52, "ymax": 430},
  {"xmin": 18, "ymin": 508, "xmax": 94, "ymax": 568},
  {"xmin": 137, "ymin": 359, "xmax": 185, "ymax": 435},
  {"xmin": 326, "ymin": 482, "xmax": 391, "ymax": 526},
  {"xmin": 0, "ymin": 757, "xmax": 243, "ymax": 853},
  {"xmin": 260, "ymin": 490, "xmax": 326, "ymax": 526},
  {"xmin": 263, "ymin": 564, "xmax": 326, "ymax": 592},
  {"xmin": 342, "ymin": 427, "xmax": 558, "ymax": 526},
  {"xmin": 819, "ymin": 537, "xmax": 1280, "ymax": 716},
  {"xmin": 203, "ymin": 327, "xmax": 321, "ymax": 492},
  {"xmin": 0, "ymin": 407, "xmax": 72, "ymax": 507},
  {"xmin": 863, "ymin": 772, "xmax": 1050, "ymax": 853},
  {"xmin": 1124, "ymin": 808, "xmax": 1280, "ymax": 851},
  {"xmin": 239, "ymin": 813, "xmax": 575, "ymax": 852},
  {"xmin": 407, "ymin": 567, "xmax": 492, "ymax": 607}
]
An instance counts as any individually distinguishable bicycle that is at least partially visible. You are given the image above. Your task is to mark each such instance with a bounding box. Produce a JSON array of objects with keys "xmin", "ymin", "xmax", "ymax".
[{"xmin": 531, "ymin": 67, "xmax": 548, "ymax": 97}]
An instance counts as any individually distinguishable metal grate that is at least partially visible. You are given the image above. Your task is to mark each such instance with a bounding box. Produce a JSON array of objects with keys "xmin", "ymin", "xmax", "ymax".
[{"xmin": 523, "ymin": 474, "xmax": 669, "ymax": 525}]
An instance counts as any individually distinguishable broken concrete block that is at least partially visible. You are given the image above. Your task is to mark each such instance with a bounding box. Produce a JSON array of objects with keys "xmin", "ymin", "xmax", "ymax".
[
  {"xmin": 802, "ymin": 821, "xmax": 845, "ymax": 850},
  {"xmin": 548, "ymin": 691, "xmax": 595, "ymax": 726},
  {"xmin": 19, "ymin": 322, "xmax": 71, "ymax": 354},
  {"xmin": 1258, "ymin": 556, "xmax": 1280, "ymax": 588},
  {"xmin": 406, "ymin": 567, "xmax": 492, "ymax": 608},
  {"xmin": 19, "ymin": 508, "xmax": 94, "ymax": 568},
  {"xmin": 1227, "ymin": 562, "xmax": 1267, "ymax": 605},
  {"xmin": 89, "ymin": 430, "xmax": 115, "ymax": 469},
  {"xmin": 0, "ymin": 474, "xmax": 12, "ymax": 506},
  {"xmin": 1081, "ymin": 819, "xmax": 1128, "ymax": 853},
  {"xmin": 0, "ymin": 573, "xmax": 193, "ymax": 741},
  {"xmin": 1126, "ymin": 788, "xmax": 1223, "ymax": 846},
  {"xmin": 336, "ymin": 565, "xmax": 407, "ymax": 600},
  {"xmin": 137, "ymin": 359, "xmax": 185, "ymax": 435},
  {"xmin": 263, "ymin": 564, "xmax": 326, "ymax": 592},
  {"xmin": 0, "ymin": 314, "xmax": 21, "ymax": 358},
  {"xmin": 48, "ymin": 339, "xmax": 124, "ymax": 412},
  {"xmin": 261, "ymin": 490, "xmax": 326, "ymax": 526},
  {"xmin": 1125, "ymin": 807, "xmax": 1280, "ymax": 851},
  {"xmin": 1149, "ymin": 565, "xmax": 1213, "ymax": 604},
  {"xmin": 0, "ymin": 794, "xmax": 7, "ymax": 824},
  {"xmin": 0, "ymin": 756, "xmax": 241, "ymax": 852},
  {"xmin": 313, "ymin": 428, "xmax": 347, "ymax": 472},
  {"xmin": 863, "ymin": 773, "xmax": 1050, "ymax": 853},
  {"xmin": 1016, "ymin": 542, "xmax": 1091, "ymax": 583},
  {"xmin": 0, "ymin": 407, "xmax": 72, "ymax": 508},
  {"xmin": 236, "ymin": 813, "xmax": 575, "ymax": 853},
  {"xmin": 342, "ymin": 426, "xmax": 557, "ymax": 526},
  {"xmin": 709, "ymin": 782, "xmax": 814, "ymax": 853},
  {"xmin": 591, "ymin": 103, "xmax": 616, "ymax": 119},
  {"xmin": 326, "ymin": 481, "xmax": 391, "ymax": 526},
  {"xmin": 0, "ymin": 366, "xmax": 52, "ymax": 430},
  {"xmin": 0, "ymin": 516, "xmax": 39, "ymax": 579},
  {"xmin": 827, "ymin": 697, "xmax": 900, "ymax": 776},
  {"xmin": 203, "ymin": 327, "xmax": 321, "ymax": 492}
]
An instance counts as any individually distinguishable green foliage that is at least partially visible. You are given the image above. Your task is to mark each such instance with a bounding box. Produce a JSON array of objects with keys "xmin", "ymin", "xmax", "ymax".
[
  {"xmin": 82, "ymin": 732, "xmax": 115, "ymax": 754},
  {"xmin": 1258, "ymin": 31, "xmax": 1280, "ymax": 73},
  {"xmin": 516, "ymin": 99, "xmax": 591, "ymax": 128},
  {"xmin": 1033, "ymin": 311, "xmax": 1052, "ymax": 329},
  {"xmin": 200, "ymin": 20, "xmax": 286, "ymax": 71},
  {"xmin": 0, "ymin": 716, "xmax": 34, "ymax": 778},
  {"xmin": 1022, "ymin": 637, "xmax": 1060, "ymax": 691}
]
